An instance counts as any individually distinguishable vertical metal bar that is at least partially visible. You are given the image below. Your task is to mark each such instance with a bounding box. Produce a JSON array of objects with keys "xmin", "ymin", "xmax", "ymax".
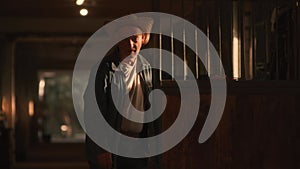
[
  {"xmin": 171, "ymin": 19, "xmax": 174, "ymax": 79},
  {"xmin": 293, "ymin": 0, "xmax": 298, "ymax": 80},
  {"xmin": 218, "ymin": 1, "xmax": 222, "ymax": 75},
  {"xmin": 193, "ymin": 0, "xmax": 199, "ymax": 79},
  {"xmin": 249, "ymin": 20, "xmax": 253, "ymax": 79},
  {"xmin": 169, "ymin": 0, "xmax": 174, "ymax": 79},
  {"xmin": 182, "ymin": 0, "xmax": 188, "ymax": 80},
  {"xmin": 273, "ymin": 0, "xmax": 281, "ymax": 79},
  {"xmin": 207, "ymin": 24, "xmax": 211, "ymax": 76},
  {"xmin": 275, "ymin": 5, "xmax": 279, "ymax": 80},
  {"xmin": 183, "ymin": 23, "xmax": 187, "ymax": 80},
  {"xmin": 159, "ymin": 33, "xmax": 163, "ymax": 81},
  {"xmin": 195, "ymin": 28, "xmax": 199, "ymax": 79},
  {"xmin": 238, "ymin": 1, "xmax": 242, "ymax": 79},
  {"xmin": 297, "ymin": 0, "xmax": 300, "ymax": 79},
  {"xmin": 232, "ymin": 0, "xmax": 241, "ymax": 80}
]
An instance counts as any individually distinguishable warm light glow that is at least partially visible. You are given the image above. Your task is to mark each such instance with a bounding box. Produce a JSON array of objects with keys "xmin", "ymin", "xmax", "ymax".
[
  {"xmin": 28, "ymin": 100, "xmax": 34, "ymax": 117},
  {"xmin": 43, "ymin": 72, "xmax": 56, "ymax": 77},
  {"xmin": 80, "ymin": 8, "xmax": 88, "ymax": 16},
  {"xmin": 1, "ymin": 97, "xmax": 7, "ymax": 112},
  {"xmin": 233, "ymin": 36, "xmax": 240, "ymax": 80},
  {"xmin": 232, "ymin": 1, "xmax": 240, "ymax": 81},
  {"xmin": 38, "ymin": 79, "xmax": 45, "ymax": 101},
  {"xmin": 249, "ymin": 43, "xmax": 253, "ymax": 79},
  {"xmin": 60, "ymin": 125, "xmax": 68, "ymax": 132},
  {"xmin": 76, "ymin": 0, "xmax": 85, "ymax": 6},
  {"xmin": 12, "ymin": 93, "xmax": 16, "ymax": 129}
]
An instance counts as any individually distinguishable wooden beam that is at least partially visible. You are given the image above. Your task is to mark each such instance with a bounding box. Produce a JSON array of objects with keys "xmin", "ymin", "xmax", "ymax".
[{"xmin": 0, "ymin": 17, "xmax": 112, "ymax": 34}]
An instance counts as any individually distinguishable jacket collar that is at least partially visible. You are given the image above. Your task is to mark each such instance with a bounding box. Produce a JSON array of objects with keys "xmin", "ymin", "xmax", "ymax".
[{"xmin": 109, "ymin": 48, "xmax": 150, "ymax": 72}]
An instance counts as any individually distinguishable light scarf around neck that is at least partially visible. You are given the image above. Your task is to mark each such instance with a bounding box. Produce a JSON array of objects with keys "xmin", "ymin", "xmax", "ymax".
[
  {"xmin": 114, "ymin": 56, "xmax": 145, "ymax": 133},
  {"xmin": 117, "ymin": 57, "xmax": 138, "ymax": 91}
]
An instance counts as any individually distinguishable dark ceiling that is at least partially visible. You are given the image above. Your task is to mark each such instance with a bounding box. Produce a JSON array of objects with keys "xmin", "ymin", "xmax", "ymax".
[
  {"xmin": 0, "ymin": 0, "xmax": 197, "ymax": 34},
  {"xmin": 0, "ymin": 0, "xmax": 153, "ymax": 18},
  {"xmin": 0, "ymin": 0, "xmax": 200, "ymax": 18}
]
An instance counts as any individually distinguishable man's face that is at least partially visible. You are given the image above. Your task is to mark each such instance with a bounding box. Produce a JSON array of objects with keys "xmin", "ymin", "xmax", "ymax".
[{"xmin": 118, "ymin": 33, "xmax": 144, "ymax": 60}]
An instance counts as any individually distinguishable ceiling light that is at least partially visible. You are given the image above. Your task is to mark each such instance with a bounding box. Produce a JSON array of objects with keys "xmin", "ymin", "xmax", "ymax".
[
  {"xmin": 80, "ymin": 8, "xmax": 88, "ymax": 16},
  {"xmin": 60, "ymin": 125, "xmax": 69, "ymax": 132},
  {"xmin": 76, "ymin": 0, "xmax": 85, "ymax": 6}
]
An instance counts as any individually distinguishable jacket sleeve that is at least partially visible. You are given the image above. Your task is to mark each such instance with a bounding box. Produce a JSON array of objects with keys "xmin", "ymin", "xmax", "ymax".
[
  {"xmin": 84, "ymin": 62, "xmax": 113, "ymax": 168},
  {"xmin": 95, "ymin": 62, "xmax": 120, "ymax": 131}
]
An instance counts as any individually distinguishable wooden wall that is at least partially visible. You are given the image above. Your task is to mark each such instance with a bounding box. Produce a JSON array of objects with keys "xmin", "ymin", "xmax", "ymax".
[{"xmin": 160, "ymin": 81, "xmax": 300, "ymax": 169}]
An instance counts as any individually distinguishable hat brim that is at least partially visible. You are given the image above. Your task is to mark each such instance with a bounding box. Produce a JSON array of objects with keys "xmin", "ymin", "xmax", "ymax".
[{"xmin": 105, "ymin": 14, "xmax": 153, "ymax": 45}]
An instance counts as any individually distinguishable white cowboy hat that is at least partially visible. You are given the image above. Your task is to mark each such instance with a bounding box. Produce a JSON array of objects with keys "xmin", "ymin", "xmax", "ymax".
[{"xmin": 105, "ymin": 14, "xmax": 154, "ymax": 45}]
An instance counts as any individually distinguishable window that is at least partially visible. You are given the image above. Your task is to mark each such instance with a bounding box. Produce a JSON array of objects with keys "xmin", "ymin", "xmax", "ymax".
[{"xmin": 38, "ymin": 71, "xmax": 84, "ymax": 142}]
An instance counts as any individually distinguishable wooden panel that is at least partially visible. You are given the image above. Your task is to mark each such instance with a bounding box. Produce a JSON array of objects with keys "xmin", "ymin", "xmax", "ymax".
[
  {"xmin": 160, "ymin": 82, "xmax": 300, "ymax": 169},
  {"xmin": 161, "ymin": 88, "xmax": 235, "ymax": 169},
  {"xmin": 233, "ymin": 94, "xmax": 299, "ymax": 169}
]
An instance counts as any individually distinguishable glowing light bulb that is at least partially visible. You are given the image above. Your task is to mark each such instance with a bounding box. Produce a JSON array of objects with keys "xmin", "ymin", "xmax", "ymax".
[
  {"xmin": 60, "ymin": 125, "xmax": 68, "ymax": 132},
  {"xmin": 80, "ymin": 8, "xmax": 88, "ymax": 16},
  {"xmin": 76, "ymin": 0, "xmax": 85, "ymax": 6}
]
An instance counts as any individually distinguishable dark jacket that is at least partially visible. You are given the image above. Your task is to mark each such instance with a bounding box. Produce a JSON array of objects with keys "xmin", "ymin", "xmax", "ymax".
[{"xmin": 85, "ymin": 48, "xmax": 159, "ymax": 168}]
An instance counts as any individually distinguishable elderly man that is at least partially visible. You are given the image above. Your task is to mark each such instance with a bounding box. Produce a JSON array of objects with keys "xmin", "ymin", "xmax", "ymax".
[{"xmin": 85, "ymin": 15, "xmax": 157, "ymax": 169}]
